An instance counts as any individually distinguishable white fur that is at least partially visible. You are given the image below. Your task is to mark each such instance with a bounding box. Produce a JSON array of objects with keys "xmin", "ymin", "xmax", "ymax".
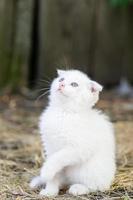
[{"xmin": 30, "ymin": 69, "xmax": 116, "ymax": 196}]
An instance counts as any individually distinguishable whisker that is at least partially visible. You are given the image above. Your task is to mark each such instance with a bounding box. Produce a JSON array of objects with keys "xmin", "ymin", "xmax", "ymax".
[
  {"xmin": 38, "ymin": 81, "xmax": 51, "ymax": 88},
  {"xmin": 36, "ymin": 79, "xmax": 51, "ymax": 92},
  {"xmin": 36, "ymin": 90, "xmax": 50, "ymax": 101},
  {"xmin": 39, "ymin": 79, "xmax": 51, "ymax": 84},
  {"xmin": 41, "ymin": 75, "xmax": 52, "ymax": 82},
  {"xmin": 38, "ymin": 88, "xmax": 50, "ymax": 92}
]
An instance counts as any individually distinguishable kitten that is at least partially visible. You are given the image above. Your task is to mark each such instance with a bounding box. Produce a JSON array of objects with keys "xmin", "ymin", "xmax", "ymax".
[{"xmin": 30, "ymin": 69, "xmax": 116, "ymax": 196}]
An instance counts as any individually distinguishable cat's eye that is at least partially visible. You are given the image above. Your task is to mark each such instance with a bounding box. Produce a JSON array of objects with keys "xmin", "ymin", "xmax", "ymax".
[
  {"xmin": 59, "ymin": 77, "xmax": 64, "ymax": 82},
  {"xmin": 71, "ymin": 82, "xmax": 78, "ymax": 87}
]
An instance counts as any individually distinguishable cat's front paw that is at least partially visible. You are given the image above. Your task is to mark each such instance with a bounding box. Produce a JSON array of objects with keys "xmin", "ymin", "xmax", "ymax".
[
  {"xmin": 40, "ymin": 164, "xmax": 55, "ymax": 181},
  {"xmin": 68, "ymin": 184, "xmax": 88, "ymax": 196},
  {"xmin": 29, "ymin": 176, "xmax": 43, "ymax": 189},
  {"xmin": 39, "ymin": 188, "xmax": 59, "ymax": 197}
]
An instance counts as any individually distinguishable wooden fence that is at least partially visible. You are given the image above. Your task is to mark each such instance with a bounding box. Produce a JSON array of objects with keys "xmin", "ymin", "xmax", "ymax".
[{"xmin": 0, "ymin": 0, "xmax": 133, "ymax": 90}]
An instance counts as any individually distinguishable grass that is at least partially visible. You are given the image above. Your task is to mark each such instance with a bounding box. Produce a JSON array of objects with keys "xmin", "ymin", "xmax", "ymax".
[{"xmin": 0, "ymin": 93, "xmax": 133, "ymax": 200}]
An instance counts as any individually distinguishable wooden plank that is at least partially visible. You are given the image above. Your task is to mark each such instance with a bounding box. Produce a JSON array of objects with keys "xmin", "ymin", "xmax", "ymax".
[
  {"xmin": 39, "ymin": 0, "xmax": 133, "ymax": 84},
  {"xmin": 0, "ymin": 0, "xmax": 34, "ymax": 91},
  {"xmin": 94, "ymin": 0, "xmax": 133, "ymax": 85},
  {"xmin": 38, "ymin": 0, "xmax": 98, "ymax": 78}
]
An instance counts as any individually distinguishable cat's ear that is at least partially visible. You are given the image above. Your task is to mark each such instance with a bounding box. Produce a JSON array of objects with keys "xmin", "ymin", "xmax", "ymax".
[
  {"xmin": 57, "ymin": 69, "xmax": 66, "ymax": 76},
  {"xmin": 90, "ymin": 81, "xmax": 103, "ymax": 93}
]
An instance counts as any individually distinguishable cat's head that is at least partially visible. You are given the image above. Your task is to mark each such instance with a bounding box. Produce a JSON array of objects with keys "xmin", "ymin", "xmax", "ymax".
[{"xmin": 49, "ymin": 69, "xmax": 103, "ymax": 109}]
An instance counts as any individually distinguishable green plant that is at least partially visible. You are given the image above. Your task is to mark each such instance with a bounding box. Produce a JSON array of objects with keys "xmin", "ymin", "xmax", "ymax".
[{"xmin": 110, "ymin": 0, "xmax": 133, "ymax": 6}]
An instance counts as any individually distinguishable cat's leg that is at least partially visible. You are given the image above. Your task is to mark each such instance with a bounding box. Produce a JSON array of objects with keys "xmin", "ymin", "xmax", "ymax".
[
  {"xmin": 39, "ymin": 174, "xmax": 63, "ymax": 197},
  {"xmin": 40, "ymin": 147, "xmax": 84, "ymax": 182},
  {"xmin": 68, "ymin": 184, "xmax": 88, "ymax": 196},
  {"xmin": 67, "ymin": 159, "xmax": 115, "ymax": 195},
  {"xmin": 29, "ymin": 175, "xmax": 44, "ymax": 189},
  {"xmin": 39, "ymin": 180, "xmax": 59, "ymax": 197}
]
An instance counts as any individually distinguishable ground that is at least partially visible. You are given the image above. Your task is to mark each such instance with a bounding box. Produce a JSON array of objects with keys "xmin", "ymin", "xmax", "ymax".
[{"xmin": 0, "ymin": 93, "xmax": 133, "ymax": 200}]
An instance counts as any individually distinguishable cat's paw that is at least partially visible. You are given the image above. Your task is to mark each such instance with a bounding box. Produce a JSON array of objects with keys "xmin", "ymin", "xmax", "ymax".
[
  {"xmin": 68, "ymin": 184, "xmax": 88, "ymax": 196},
  {"xmin": 40, "ymin": 164, "xmax": 55, "ymax": 181},
  {"xmin": 39, "ymin": 187, "xmax": 59, "ymax": 197},
  {"xmin": 29, "ymin": 176, "xmax": 43, "ymax": 189}
]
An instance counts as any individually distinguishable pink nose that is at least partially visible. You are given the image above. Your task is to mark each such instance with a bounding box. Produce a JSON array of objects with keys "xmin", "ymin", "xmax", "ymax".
[{"xmin": 58, "ymin": 83, "xmax": 65, "ymax": 90}]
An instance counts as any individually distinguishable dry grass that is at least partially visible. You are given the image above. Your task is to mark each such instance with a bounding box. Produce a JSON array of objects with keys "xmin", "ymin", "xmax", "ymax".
[{"xmin": 0, "ymin": 93, "xmax": 133, "ymax": 200}]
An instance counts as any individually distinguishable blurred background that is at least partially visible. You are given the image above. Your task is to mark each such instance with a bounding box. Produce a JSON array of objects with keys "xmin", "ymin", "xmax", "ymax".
[
  {"xmin": 0, "ymin": 0, "xmax": 133, "ymax": 95},
  {"xmin": 0, "ymin": 1, "xmax": 133, "ymax": 199}
]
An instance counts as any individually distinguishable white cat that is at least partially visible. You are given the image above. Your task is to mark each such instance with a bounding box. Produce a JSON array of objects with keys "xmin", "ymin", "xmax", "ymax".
[{"xmin": 30, "ymin": 69, "xmax": 116, "ymax": 196}]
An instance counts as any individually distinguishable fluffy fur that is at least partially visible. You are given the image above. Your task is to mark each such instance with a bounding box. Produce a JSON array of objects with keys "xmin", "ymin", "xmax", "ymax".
[{"xmin": 30, "ymin": 69, "xmax": 116, "ymax": 196}]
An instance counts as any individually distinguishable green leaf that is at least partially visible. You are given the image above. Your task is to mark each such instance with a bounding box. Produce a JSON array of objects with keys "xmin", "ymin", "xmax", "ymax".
[{"xmin": 110, "ymin": 0, "xmax": 133, "ymax": 6}]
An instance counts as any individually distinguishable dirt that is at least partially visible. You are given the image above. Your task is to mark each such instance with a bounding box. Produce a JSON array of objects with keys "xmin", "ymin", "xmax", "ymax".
[{"xmin": 0, "ymin": 93, "xmax": 133, "ymax": 200}]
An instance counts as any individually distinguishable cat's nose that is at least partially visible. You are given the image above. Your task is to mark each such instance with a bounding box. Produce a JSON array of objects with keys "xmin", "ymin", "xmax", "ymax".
[{"xmin": 58, "ymin": 83, "xmax": 65, "ymax": 90}]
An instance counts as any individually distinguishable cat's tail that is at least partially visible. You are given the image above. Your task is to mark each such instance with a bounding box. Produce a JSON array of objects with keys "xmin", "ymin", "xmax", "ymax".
[{"xmin": 29, "ymin": 175, "xmax": 45, "ymax": 189}]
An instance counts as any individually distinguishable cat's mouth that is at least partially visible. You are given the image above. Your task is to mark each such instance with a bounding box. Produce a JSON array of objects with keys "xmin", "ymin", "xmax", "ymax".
[{"xmin": 56, "ymin": 88, "xmax": 68, "ymax": 97}]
